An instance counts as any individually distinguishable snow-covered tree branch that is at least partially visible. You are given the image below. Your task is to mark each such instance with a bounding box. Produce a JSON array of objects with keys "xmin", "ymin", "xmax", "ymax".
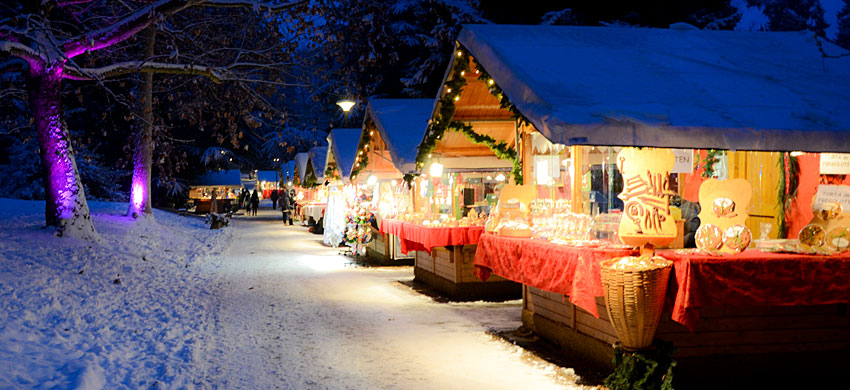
[{"xmin": 63, "ymin": 61, "xmax": 226, "ymax": 83}]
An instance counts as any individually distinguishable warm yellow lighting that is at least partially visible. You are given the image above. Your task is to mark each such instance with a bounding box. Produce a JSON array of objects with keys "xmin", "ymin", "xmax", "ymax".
[
  {"xmin": 359, "ymin": 151, "xmax": 363, "ymax": 155},
  {"xmin": 790, "ymin": 151, "xmax": 805, "ymax": 157},
  {"xmin": 336, "ymin": 99, "xmax": 356, "ymax": 112},
  {"xmin": 364, "ymin": 144, "xmax": 369, "ymax": 149},
  {"xmin": 487, "ymin": 175, "xmax": 492, "ymax": 180},
  {"xmin": 456, "ymin": 50, "xmax": 462, "ymax": 57},
  {"xmin": 370, "ymin": 131, "xmax": 374, "ymax": 136},
  {"xmin": 427, "ymin": 153, "xmax": 432, "ymax": 158},
  {"xmin": 495, "ymin": 173, "xmax": 506, "ymax": 182},
  {"xmin": 367, "ymin": 175, "xmax": 378, "ymax": 186},
  {"xmin": 391, "ymin": 180, "xmax": 398, "ymax": 186},
  {"xmin": 488, "ymin": 79, "xmax": 494, "ymax": 85},
  {"xmin": 287, "ymin": 181, "xmax": 292, "ymax": 186},
  {"xmin": 454, "ymin": 95, "xmax": 460, "ymax": 101},
  {"xmin": 460, "ymin": 71, "xmax": 465, "ymax": 76},
  {"xmin": 474, "ymin": 69, "xmax": 479, "ymax": 74},
  {"xmin": 429, "ymin": 162, "xmax": 444, "ymax": 177},
  {"xmin": 446, "ymin": 88, "xmax": 452, "ymax": 93}
]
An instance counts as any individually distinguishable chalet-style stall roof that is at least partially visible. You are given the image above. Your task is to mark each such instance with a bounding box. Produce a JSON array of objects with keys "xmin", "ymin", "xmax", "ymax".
[
  {"xmin": 326, "ymin": 128, "xmax": 361, "ymax": 183},
  {"xmin": 295, "ymin": 152, "xmax": 310, "ymax": 183},
  {"xmin": 363, "ymin": 99, "xmax": 434, "ymax": 177},
  {"xmin": 457, "ymin": 24, "xmax": 850, "ymax": 152},
  {"xmin": 308, "ymin": 146, "xmax": 328, "ymax": 182}
]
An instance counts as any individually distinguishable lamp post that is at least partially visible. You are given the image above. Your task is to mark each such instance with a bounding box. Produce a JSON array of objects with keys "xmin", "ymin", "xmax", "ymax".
[{"xmin": 336, "ymin": 99, "xmax": 356, "ymax": 126}]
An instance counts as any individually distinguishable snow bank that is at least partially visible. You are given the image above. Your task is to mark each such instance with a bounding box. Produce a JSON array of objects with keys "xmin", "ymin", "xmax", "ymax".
[{"xmin": 0, "ymin": 199, "xmax": 233, "ymax": 388}]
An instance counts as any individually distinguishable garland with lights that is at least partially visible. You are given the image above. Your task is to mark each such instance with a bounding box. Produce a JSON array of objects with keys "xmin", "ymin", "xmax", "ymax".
[
  {"xmin": 349, "ymin": 119, "xmax": 374, "ymax": 181},
  {"xmin": 325, "ymin": 162, "xmax": 341, "ymax": 181},
  {"xmin": 413, "ymin": 47, "xmax": 524, "ymax": 184},
  {"xmin": 700, "ymin": 149, "xmax": 724, "ymax": 179},
  {"xmin": 777, "ymin": 152, "xmax": 799, "ymax": 238}
]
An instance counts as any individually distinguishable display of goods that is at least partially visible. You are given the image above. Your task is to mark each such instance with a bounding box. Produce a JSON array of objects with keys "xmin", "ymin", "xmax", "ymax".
[
  {"xmin": 601, "ymin": 256, "xmax": 673, "ymax": 351},
  {"xmin": 722, "ymin": 224, "xmax": 752, "ymax": 253},
  {"xmin": 826, "ymin": 227, "xmax": 850, "ymax": 251},
  {"xmin": 799, "ymin": 224, "xmax": 826, "ymax": 247}
]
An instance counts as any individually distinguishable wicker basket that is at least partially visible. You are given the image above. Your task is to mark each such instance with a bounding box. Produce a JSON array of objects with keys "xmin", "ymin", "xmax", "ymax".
[{"xmin": 600, "ymin": 257, "xmax": 673, "ymax": 351}]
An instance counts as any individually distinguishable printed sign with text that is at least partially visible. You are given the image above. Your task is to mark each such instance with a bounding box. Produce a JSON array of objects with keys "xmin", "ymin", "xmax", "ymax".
[{"xmin": 820, "ymin": 153, "xmax": 850, "ymax": 175}]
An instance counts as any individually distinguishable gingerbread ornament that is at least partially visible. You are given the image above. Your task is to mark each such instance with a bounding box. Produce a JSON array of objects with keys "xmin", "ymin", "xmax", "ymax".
[{"xmin": 697, "ymin": 178, "xmax": 753, "ymax": 254}]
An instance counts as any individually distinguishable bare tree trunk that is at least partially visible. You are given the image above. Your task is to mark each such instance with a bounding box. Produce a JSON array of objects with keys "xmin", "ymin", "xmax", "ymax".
[
  {"xmin": 27, "ymin": 63, "xmax": 97, "ymax": 239},
  {"xmin": 128, "ymin": 26, "xmax": 156, "ymax": 218}
]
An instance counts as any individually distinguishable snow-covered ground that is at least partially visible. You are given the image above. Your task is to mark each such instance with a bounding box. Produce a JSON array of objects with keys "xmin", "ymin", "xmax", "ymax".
[{"xmin": 0, "ymin": 200, "xmax": 597, "ymax": 389}]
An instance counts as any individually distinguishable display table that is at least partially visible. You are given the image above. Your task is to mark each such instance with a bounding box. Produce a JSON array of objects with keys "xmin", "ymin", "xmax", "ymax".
[
  {"xmin": 658, "ymin": 249, "xmax": 850, "ymax": 331},
  {"xmin": 474, "ymin": 233, "xmax": 850, "ymax": 376},
  {"xmin": 383, "ymin": 222, "xmax": 516, "ymax": 300},
  {"xmin": 301, "ymin": 203, "xmax": 326, "ymax": 224},
  {"xmin": 389, "ymin": 222, "xmax": 485, "ymax": 254},
  {"xmin": 474, "ymin": 233, "xmax": 637, "ymax": 317}
]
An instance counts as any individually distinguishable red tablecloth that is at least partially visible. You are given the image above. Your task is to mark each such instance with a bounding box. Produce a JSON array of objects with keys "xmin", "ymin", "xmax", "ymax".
[
  {"xmin": 379, "ymin": 219, "xmax": 405, "ymax": 237},
  {"xmin": 658, "ymin": 250, "xmax": 850, "ymax": 332},
  {"xmin": 381, "ymin": 221, "xmax": 485, "ymax": 254},
  {"xmin": 473, "ymin": 233, "xmax": 638, "ymax": 317}
]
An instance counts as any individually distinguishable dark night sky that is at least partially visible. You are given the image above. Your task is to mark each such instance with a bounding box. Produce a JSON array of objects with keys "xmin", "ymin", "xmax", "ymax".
[{"xmin": 479, "ymin": 0, "xmax": 730, "ymax": 27}]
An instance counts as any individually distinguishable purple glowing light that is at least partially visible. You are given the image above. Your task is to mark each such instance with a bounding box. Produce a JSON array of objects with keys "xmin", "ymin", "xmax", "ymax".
[{"xmin": 131, "ymin": 181, "xmax": 144, "ymax": 209}]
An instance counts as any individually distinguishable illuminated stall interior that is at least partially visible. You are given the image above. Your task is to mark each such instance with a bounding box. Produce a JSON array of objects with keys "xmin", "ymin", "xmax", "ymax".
[
  {"xmin": 188, "ymin": 169, "xmax": 243, "ymax": 213},
  {"xmin": 413, "ymin": 54, "xmax": 522, "ymax": 222},
  {"xmin": 355, "ymin": 99, "xmax": 433, "ymax": 221}
]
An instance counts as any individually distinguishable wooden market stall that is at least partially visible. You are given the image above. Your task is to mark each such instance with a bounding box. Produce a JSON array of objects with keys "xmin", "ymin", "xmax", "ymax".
[
  {"xmin": 396, "ymin": 62, "xmax": 528, "ymax": 300},
  {"xmin": 256, "ymin": 170, "xmax": 280, "ymax": 199},
  {"xmin": 300, "ymin": 146, "xmax": 329, "ymax": 227},
  {"xmin": 322, "ymin": 128, "xmax": 361, "ymax": 247},
  {"xmin": 188, "ymin": 169, "xmax": 243, "ymax": 214},
  {"xmin": 353, "ymin": 99, "xmax": 433, "ymax": 263},
  {"xmin": 458, "ymin": 24, "xmax": 850, "ymax": 383}
]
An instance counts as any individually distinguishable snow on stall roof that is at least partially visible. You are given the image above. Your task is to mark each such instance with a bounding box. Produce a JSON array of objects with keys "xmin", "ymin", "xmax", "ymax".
[
  {"xmin": 308, "ymin": 146, "xmax": 328, "ymax": 180},
  {"xmin": 458, "ymin": 24, "xmax": 850, "ymax": 152},
  {"xmin": 367, "ymin": 99, "xmax": 433, "ymax": 174},
  {"xmin": 189, "ymin": 169, "xmax": 243, "ymax": 187},
  {"xmin": 295, "ymin": 152, "xmax": 310, "ymax": 182},
  {"xmin": 256, "ymin": 170, "xmax": 278, "ymax": 183},
  {"xmin": 328, "ymin": 128, "xmax": 361, "ymax": 181}
]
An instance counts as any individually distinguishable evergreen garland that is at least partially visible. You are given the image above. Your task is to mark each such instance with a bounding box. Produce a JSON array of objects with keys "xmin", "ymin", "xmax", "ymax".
[
  {"xmin": 349, "ymin": 121, "xmax": 374, "ymax": 181},
  {"xmin": 413, "ymin": 46, "xmax": 524, "ymax": 184},
  {"xmin": 777, "ymin": 152, "xmax": 800, "ymax": 238},
  {"xmin": 605, "ymin": 341, "xmax": 677, "ymax": 390},
  {"xmin": 700, "ymin": 149, "xmax": 724, "ymax": 179}
]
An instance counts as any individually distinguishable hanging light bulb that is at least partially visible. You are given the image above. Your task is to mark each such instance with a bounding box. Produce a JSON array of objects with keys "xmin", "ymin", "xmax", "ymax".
[
  {"xmin": 460, "ymin": 71, "xmax": 465, "ymax": 76},
  {"xmin": 456, "ymin": 50, "xmax": 463, "ymax": 57},
  {"xmin": 446, "ymin": 88, "xmax": 452, "ymax": 93},
  {"xmin": 488, "ymin": 79, "xmax": 494, "ymax": 85},
  {"xmin": 368, "ymin": 175, "xmax": 378, "ymax": 186},
  {"xmin": 430, "ymin": 162, "xmax": 444, "ymax": 177}
]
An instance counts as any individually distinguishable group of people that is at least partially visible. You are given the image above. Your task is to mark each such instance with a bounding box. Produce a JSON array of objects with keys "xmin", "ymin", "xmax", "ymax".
[
  {"xmin": 236, "ymin": 186, "xmax": 298, "ymax": 224},
  {"xmin": 239, "ymin": 188, "xmax": 261, "ymax": 216}
]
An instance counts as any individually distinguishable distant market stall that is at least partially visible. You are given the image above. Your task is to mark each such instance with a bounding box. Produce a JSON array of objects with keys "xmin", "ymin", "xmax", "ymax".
[
  {"xmin": 355, "ymin": 99, "xmax": 432, "ymax": 262},
  {"xmin": 452, "ymin": 24, "xmax": 850, "ymax": 382},
  {"xmin": 188, "ymin": 169, "xmax": 242, "ymax": 214},
  {"xmin": 322, "ymin": 128, "xmax": 361, "ymax": 248},
  {"xmin": 300, "ymin": 146, "xmax": 329, "ymax": 227},
  {"xmin": 256, "ymin": 170, "xmax": 280, "ymax": 199}
]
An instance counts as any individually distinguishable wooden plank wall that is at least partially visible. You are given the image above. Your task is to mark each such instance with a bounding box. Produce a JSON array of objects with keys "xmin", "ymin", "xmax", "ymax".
[
  {"xmin": 415, "ymin": 244, "xmax": 508, "ymax": 284},
  {"xmin": 525, "ymin": 286, "xmax": 850, "ymax": 358}
]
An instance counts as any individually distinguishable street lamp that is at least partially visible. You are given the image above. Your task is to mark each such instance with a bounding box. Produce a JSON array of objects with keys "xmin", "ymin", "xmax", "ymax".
[{"xmin": 336, "ymin": 99, "xmax": 356, "ymax": 112}]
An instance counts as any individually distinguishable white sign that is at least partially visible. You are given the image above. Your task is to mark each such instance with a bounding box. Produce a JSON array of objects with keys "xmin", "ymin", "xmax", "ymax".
[
  {"xmin": 672, "ymin": 149, "xmax": 694, "ymax": 174},
  {"xmin": 820, "ymin": 153, "xmax": 850, "ymax": 175},
  {"xmin": 814, "ymin": 185, "xmax": 850, "ymax": 211}
]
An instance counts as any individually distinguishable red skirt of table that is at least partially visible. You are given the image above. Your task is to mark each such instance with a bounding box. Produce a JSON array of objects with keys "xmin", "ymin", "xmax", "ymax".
[
  {"xmin": 473, "ymin": 233, "xmax": 637, "ymax": 317},
  {"xmin": 379, "ymin": 220, "xmax": 485, "ymax": 254},
  {"xmin": 474, "ymin": 232, "xmax": 850, "ymax": 331},
  {"xmin": 658, "ymin": 249, "xmax": 850, "ymax": 331}
]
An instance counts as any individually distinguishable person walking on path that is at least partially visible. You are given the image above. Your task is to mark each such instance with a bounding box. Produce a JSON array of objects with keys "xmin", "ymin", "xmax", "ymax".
[
  {"xmin": 280, "ymin": 187, "xmax": 293, "ymax": 225},
  {"xmin": 270, "ymin": 189, "xmax": 279, "ymax": 210},
  {"xmin": 250, "ymin": 190, "xmax": 260, "ymax": 216}
]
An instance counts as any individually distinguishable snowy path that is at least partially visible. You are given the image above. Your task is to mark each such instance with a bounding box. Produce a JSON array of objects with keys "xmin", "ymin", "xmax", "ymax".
[{"xmin": 205, "ymin": 206, "xmax": 590, "ymax": 389}]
